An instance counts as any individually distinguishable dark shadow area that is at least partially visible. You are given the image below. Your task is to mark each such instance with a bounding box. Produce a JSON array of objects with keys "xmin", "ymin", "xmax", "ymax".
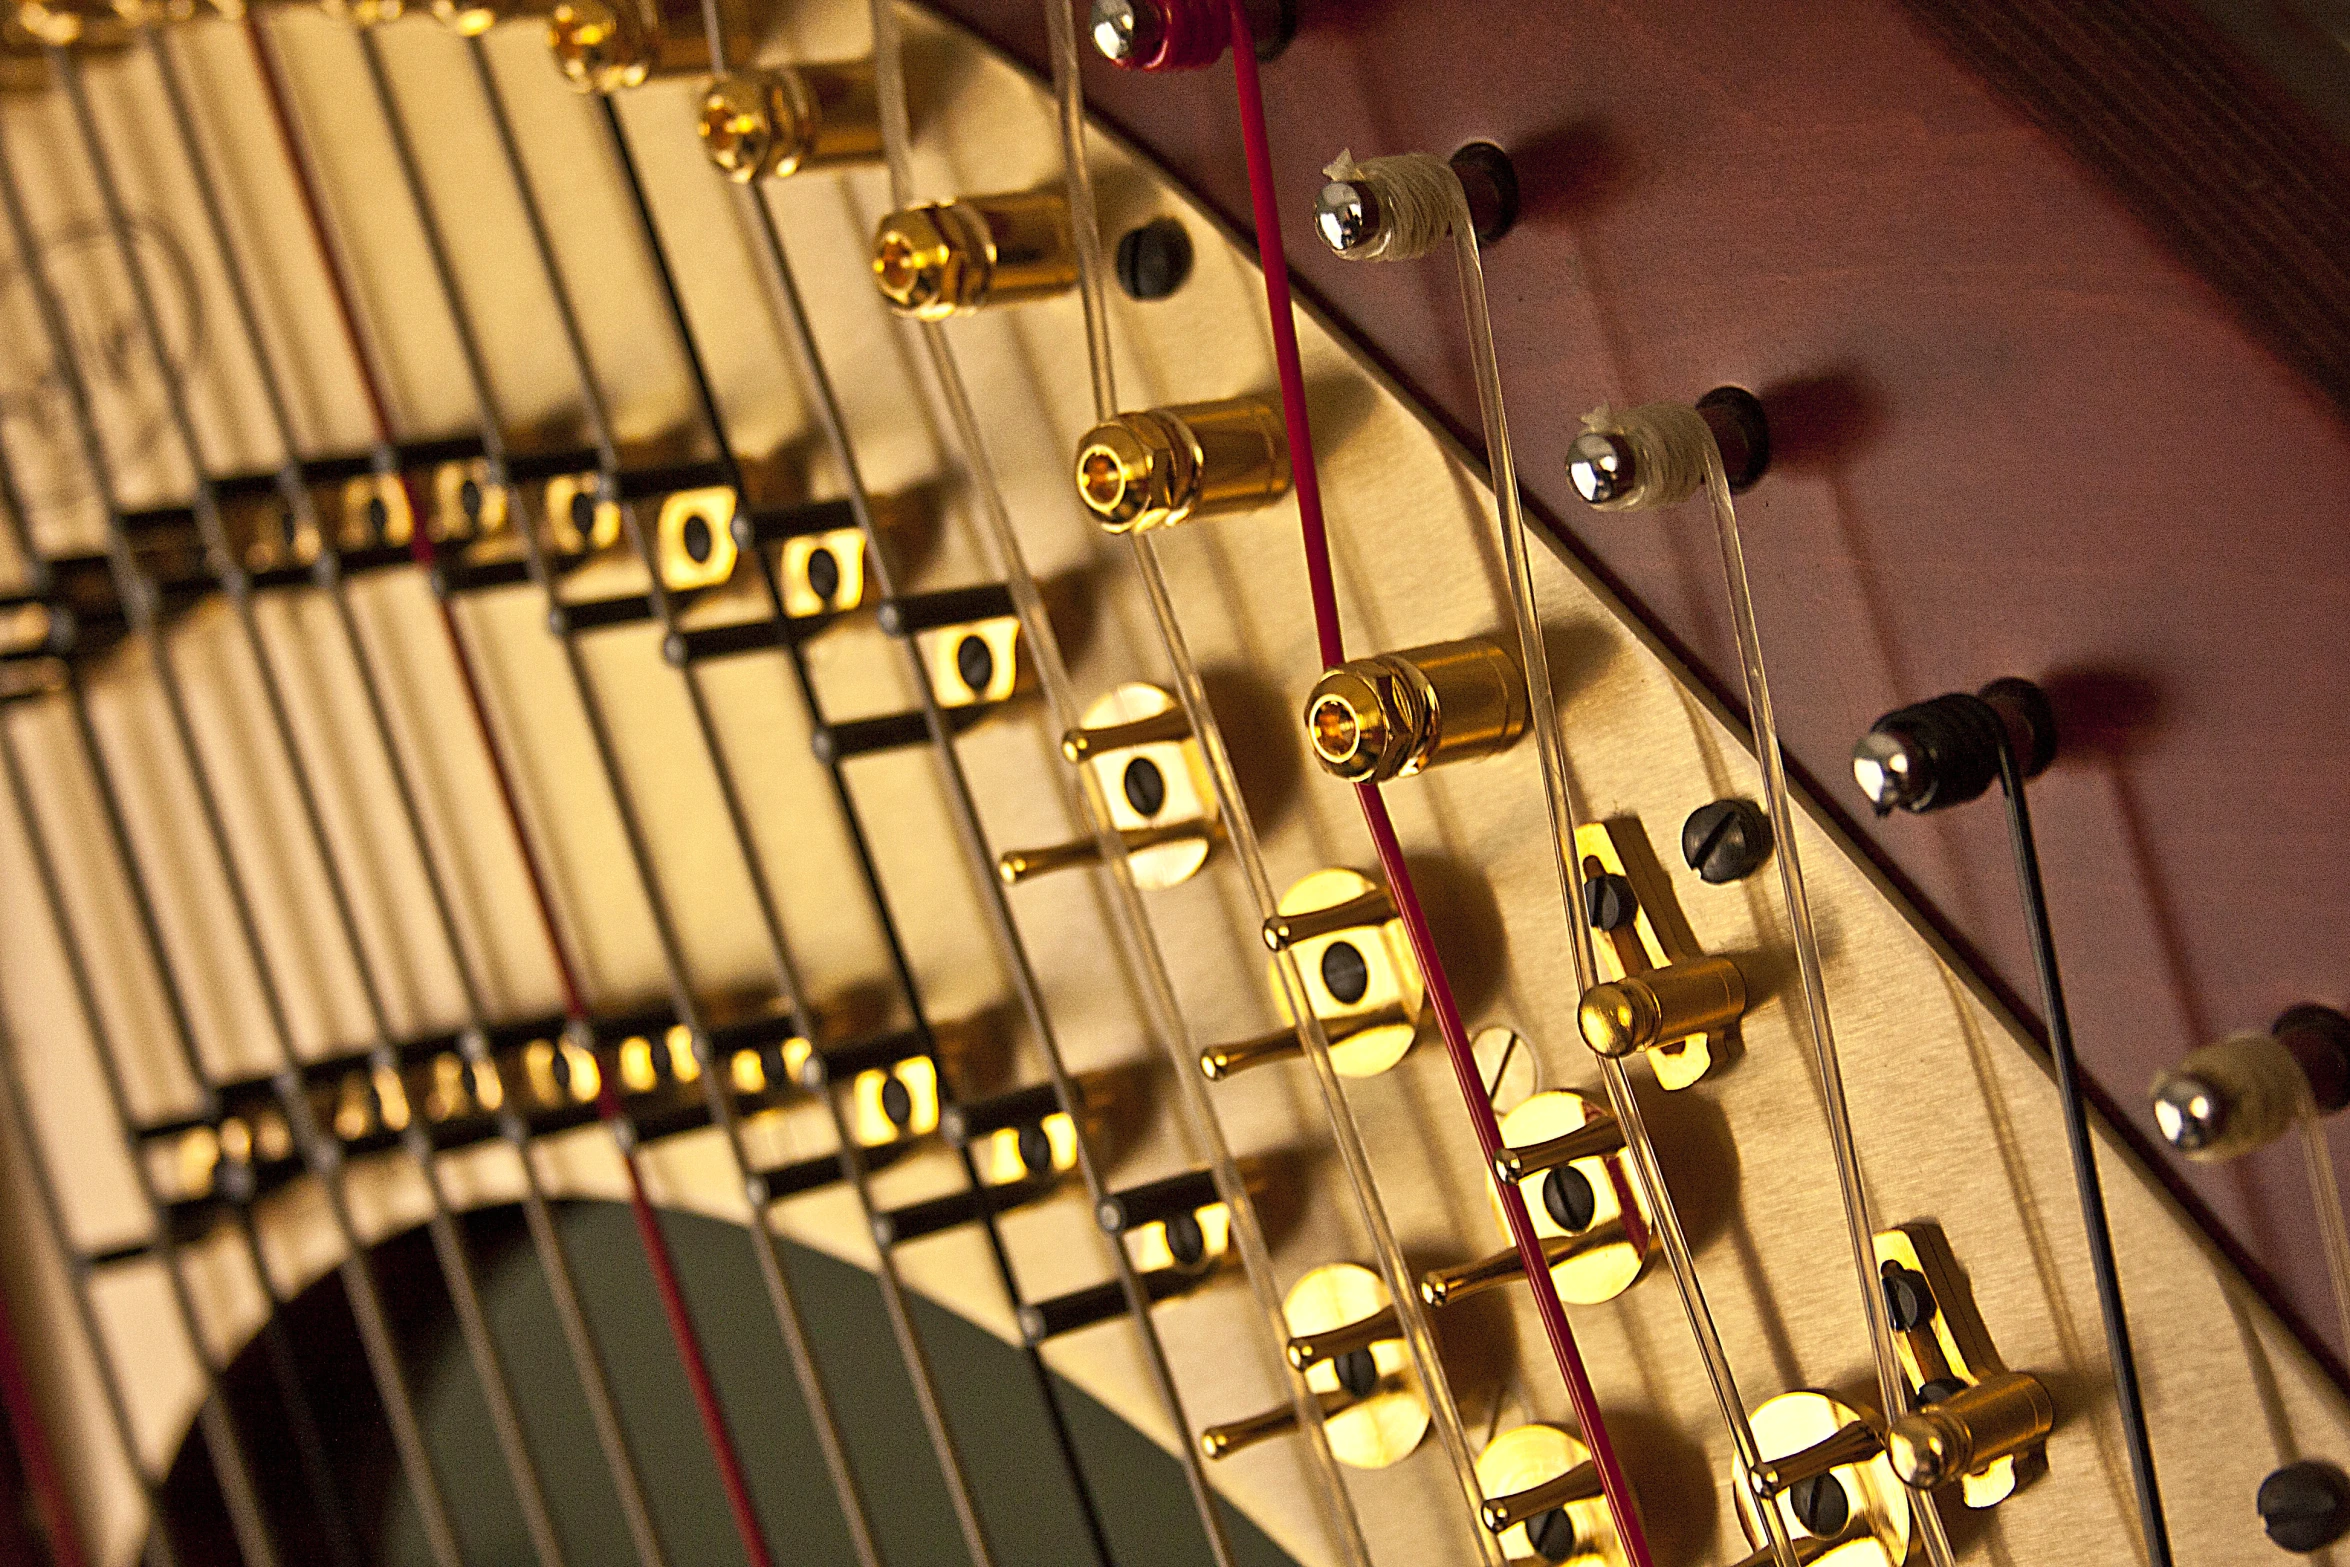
[{"xmin": 159, "ymin": 1203, "xmax": 1300, "ymax": 1567}]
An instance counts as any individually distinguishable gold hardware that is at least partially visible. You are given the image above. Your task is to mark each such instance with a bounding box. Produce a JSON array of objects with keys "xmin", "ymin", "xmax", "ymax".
[
  {"xmin": 549, "ymin": 0, "xmax": 733, "ymax": 92},
  {"xmin": 432, "ymin": 459, "xmax": 510, "ymax": 544},
  {"xmin": 1198, "ymin": 1387, "xmax": 1355, "ymax": 1461},
  {"xmin": 871, "ymin": 193, "xmax": 1076, "ymax": 319},
  {"xmin": 1073, "ymin": 396, "xmax": 1289, "ymax": 534},
  {"xmin": 653, "ymin": 486, "xmax": 739, "ymax": 592},
  {"xmin": 543, "ymin": 473, "xmax": 623, "ymax": 555},
  {"xmin": 1577, "ymin": 956, "xmax": 1743, "ymax": 1062},
  {"xmin": 0, "ymin": 603, "xmax": 51, "ymax": 658},
  {"xmin": 849, "ymin": 1054, "xmax": 938, "ymax": 1146},
  {"xmin": 1419, "ymin": 1233, "xmax": 1594, "ymax": 1307},
  {"xmin": 971, "ymin": 1110, "xmax": 1079, "ymax": 1186},
  {"xmin": 778, "ymin": 526, "xmax": 870, "ymax": 617},
  {"xmin": 922, "ymin": 615, "xmax": 1026, "ymax": 707},
  {"xmin": 1886, "ymin": 1372, "xmax": 2053, "ymax": 1494},
  {"xmin": 1258, "ymin": 1262, "xmax": 1426, "ymax": 1469},
  {"xmin": 339, "ymin": 473, "xmax": 414, "ymax": 553},
  {"xmin": 1475, "ymin": 1424, "xmax": 1619, "ymax": 1562},
  {"xmin": 1872, "ymin": 1223, "xmax": 2049, "ymax": 1506},
  {"xmin": 429, "ymin": 0, "xmax": 547, "ymax": 35},
  {"xmin": 1305, "ymin": 637, "xmax": 1526, "ymax": 783},
  {"xmin": 1574, "ymin": 820, "xmax": 1732, "ymax": 1088},
  {"xmin": 315, "ymin": 0, "xmax": 407, "ymax": 24},
  {"xmin": 1004, "ymin": 685, "xmax": 1217, "ymax": 890},
  {"xmin": 997, "ymin": 822, "xmax": 1213, "ymax": 887},
  {"xmin": 1732, "ymin": 1392, "xmax": 1910, "ymax": 1566},
  {"xmin": 1481, "ymin": 1089, "xmax": 1654, "ymax": 1304},
  {"xmin": 1199, "ymin": 869, "xmax": 1421, "ymax": 1080},
  {"xmin": 10, "ymin": 1, "xmax": 132, "ymax": 50},
  {"xmin": 700, "ymin": 63, "xmax": 881, "ymax": 182}
]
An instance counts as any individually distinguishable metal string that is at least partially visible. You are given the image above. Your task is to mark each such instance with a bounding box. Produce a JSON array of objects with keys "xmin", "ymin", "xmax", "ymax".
[
  {"xmin": 0, "ymin": 81, "xmax": 471, "ymax": 1567},
  {"xmin": 0, "ymin": 718, "xmax": 201, "ymax": 1567},
  {"xmin": 146, "ymin": 26, "xmax": 673, "ymax": 1567},
  {"xmin": 0, "ymin": 486, "xmax": 360, "ymax": 1567},
  {"xmin": 229, "ymin": 15, "xmax": 775, "ymax": 1564},
  {"xmin": 51, "ymin": 40, "xmax": 579, "ymax": 1567},
  {"xmin": 1030, "ymin": 12, "xmax": 1448, "ymax": 1567},
  {"xmin": 1410, "ymin": 180, "xmax": 1801, "ymax": 1567},
  {"xmin": 1993, "ymin": 735, "xmax": 2171, "ymax": 1567}
]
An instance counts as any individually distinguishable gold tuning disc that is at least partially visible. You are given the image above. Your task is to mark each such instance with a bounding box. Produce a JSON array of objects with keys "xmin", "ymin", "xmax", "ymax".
[
  {"xmin": 1475, "ymin": 1424, "xmax": 1622, "ymax": 1564},
  {"xmin": 1730, "ymin": 1392, "xmax": 1910, "ymax": 1566},
  {"xmin": 1206, "ymin": 1261, "xmax": 1423, "ymax": 1470},
  {"xmin": 699, "ymin": 62, "xmax": 881, "ymax": 182},
  {"xmin": 1470, "ymin": 1089, "xmax": 1655, "ymax": 1306},
  {"xmin": 871, "ymin": 192, "xmax": 1076, "ymax": 320},
  {"xmin": 1197, "ymin": 869, "xmax": 1422, "ymax": 1080},
  {"xmin": 1000, "ymin": 684, "xmax": 1216, "ymax": 891},
  {"xmin": 1073, "ymin": 396, "xmax": 1289, "ymax": 534},
  {"xmin": 1305, "ymin": 637, "xmax": 1527, "ymax": 783}
]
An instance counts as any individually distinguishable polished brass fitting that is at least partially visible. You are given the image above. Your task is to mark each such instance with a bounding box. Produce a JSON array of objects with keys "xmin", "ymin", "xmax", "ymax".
[
  {"xmin": 549, "ymin": 0, "xmax": 732, "ymax": 92},
  {"xmin": 1577, "ymin": 955, "xmax": 1745, "ymax": 1058},
  {"xmin": 11, "ymin": 0, "xmax": 133, "ymax": 48},
  {"xmin": 1305, "ymin": 637, "xmax": 1526, "ymax": 783},
  {"xmin": 871, "ymin": 193, "xmax": 1075, "ymax": 320},
  {"xmin": 431, "ymin": 0, "xmax": 547, "ymax": 34},
  {"xmin": 1074, "ymin": 396, "xmax": 1288, "ymax": 534},
  {"xmin": 1885, "ymin": 1372, "xmax": 2053, "ymax": 1491},
  {"xmin": 700, "ymin": 63, "xmax": 880, "ymax": 182}
]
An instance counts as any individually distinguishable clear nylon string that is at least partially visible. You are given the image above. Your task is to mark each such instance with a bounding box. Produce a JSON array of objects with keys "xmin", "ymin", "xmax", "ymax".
[
  {"xmin": 1432, "ymin": 189, "xmax": 1802, "ymax": 1567},
  {"xmin": 1695, "ymin": 439, "xmax": 1959, "ymax": 1567},
  {"xmin": 2298, "ymin": 1108, "xmax": 2350, "ymax": 1375}
]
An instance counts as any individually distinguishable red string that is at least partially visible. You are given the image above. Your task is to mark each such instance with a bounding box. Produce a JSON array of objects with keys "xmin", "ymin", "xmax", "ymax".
[
  {"xmin": 1224, "ymin": 8, "xmax": 1656, "ymax": 1563},
  {"xmin": 239, "ymin": 24, "xmax": 772, "ymax": 1567},
  {"xmin": 0, "ymin": 1271, "xmax": 87, "ymax": 1567}
]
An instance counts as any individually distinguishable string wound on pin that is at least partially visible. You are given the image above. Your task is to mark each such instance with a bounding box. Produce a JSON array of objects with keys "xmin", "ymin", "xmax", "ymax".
[
  {"xmin": 1314, "ymin": 144, "xmax": 1516, "ymax": 261},
  {"xmin": 1851, "ymin": 677, "xmax": 2056, "ymax": 818}
]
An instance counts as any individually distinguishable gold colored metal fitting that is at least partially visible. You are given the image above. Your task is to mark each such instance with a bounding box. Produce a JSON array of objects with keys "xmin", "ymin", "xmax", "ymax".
[
  {"xmin": 544, "ymin": 472, "xmax": 622, "ymax": 555},
  {"xmin": 431, "ymin": 0, "xmax": 545, "ymax": 33},
  {"xmin": 1489, "ymin": 1089, "xmax": 1654, "ymax": 1305},
  {"xmin": 315, "ymin": 0, "xmax": 406, "ymax": 23},
  {"xmin": 548, "ymin": 0, "xmax": 723, "ymax": 92},
  {"xmin": 1201, "ymin": 1263, "xmax": 1425, "ymax": 1470},
  {"xmin": 872, "ymin": 192, "xmax": 1076, "ymax": 320},
  {"xmin": 13, "ymin": 0, "xmax": 133, "ymax": 47},
  {"xmin": 1886, "ymin": 1372, "xmax": 2053, "ymax": 1492},
  {"xmin": 1420, "ymin": 1233, "xmax": 1592, "ymax": 1308},
  {"xmin": 1476, "ymin": 1425, "xmax": 1620, "ymax": 1563},
  {"xmin": 654, "ymin": 486, "xmax": 738, "ymax": 592},
  {"xmin": 339, "ymin": 474, "xmax": 415, "ymax": 552},
  {"xmin": 1305, "ymin": 637, "xmax": 1526, "ymax": 783},
  {"xmin": 1074, "ymin": 397, "xmax": 1289, "ymax": 534},
  {"xmin": 1577, "ymin": 954, "xmax": 1744, "ymax": 1058},
  {"xmin": 700, "ymin": 62, "xmax": 880, "ymax": 182},
  {"xmin": 1733, "ymin": 1393, "xmax": 1911, "ymax": 1566}
]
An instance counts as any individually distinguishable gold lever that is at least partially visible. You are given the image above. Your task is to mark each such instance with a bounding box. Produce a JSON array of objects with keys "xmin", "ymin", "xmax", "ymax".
[
  {"xmin": 1284, "ymin": 1304, "xmax": 1399, "ymax": 1373},
  {"xmin": 1578, "ymin": 955, "xmax": 1745, "ymax": 1058},
  {"xmin": 1481, "ymin": 1459, "xmax": 1603, "ymax": 1535},
  {"xmin": 997, "ymin": 822, "xmax": 1211, "ymax": 885},
  {"xmin": 1198, "ymin": 1004, "xmax": 1410, "ymax": 1082},
  {"xmin": 1492, "ymin": 1114, "xmax": 1624, "ymax": 1184},
  {"xmin": 1062, "ymin": 707, "xmax": 1192, "ymax": 761},
  {"xmin": 1420, "ymin": 1233, "xmax": 1596, "ymax": 1309},
  {"xmin": 1199, "ymin": 1387, "xmax": 1356, "ymax": 1460},
  {"xmin": 1262, "ymin": 885, "xmax": 1397, "ymax": 951}
]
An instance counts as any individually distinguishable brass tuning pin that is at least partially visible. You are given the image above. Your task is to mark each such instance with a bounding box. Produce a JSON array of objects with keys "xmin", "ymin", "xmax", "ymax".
[
  {"xmin": 1452, "ymin": 1089, "xmax": 1655, "ymax": 1308},
  {"xmin": 1200, "ymin": 869, "xmax": 1422, "ymax": 1080},
  {"xmin": 2152, "ymin": 1003, "xmax": 2350, "ymax": 1161},
  {"xmin": 1305, "ymin": 637, "xmax": 1527, "ymax": 783},
  {"xmin": 549, "ymin": 0, "xmax": 742, "ymax": 91},
  {"xmin": 1872, "ymin": 1225, "xmax": 2052, "ymax": 1507},
  {"xmin": 699, "ymin": 62, "xmax": 882, "ymax": 182},
  {"xmin": 1571, "ymin": 820, "xmax": 1742, "ymax": 1088},
  {"xmin": 1729, "ymin": 1393, "xmax": 1911, "ymax": 1567},
  {"xmin": 1200, "ymin": 1262, "xmax": 1427, "ymax": 1469},
  {"xmin": 1476, "ymin": 1423, "xmax": 1623, "ymax": 1564},
  {"xmin": 998, "ymin": 684, "xmax": 1216, "ymax": 889},
  {"xmin": 1072, "ymin": 396, "xmax": 1289, "ymax": 534},
  {"xmin": 871, "ymin": 193, "xmax": 1077, "ymax": 319}
]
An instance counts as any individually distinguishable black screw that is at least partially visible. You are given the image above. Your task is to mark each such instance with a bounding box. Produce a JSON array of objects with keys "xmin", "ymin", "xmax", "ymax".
[
  {"xmin": 1122, "ymin": 755, "xmax": 1166, "ymax": 817},
  {"xmin": 1528, "ymin": 1507, "xmax": 1577, "ymax": 1563},
  {"xmin": 1320, "ymin": 940, "xmax": 1370, "ymax": 1005},
  {"xmin": 1015, "ymin": 1121, "xmax": 1054, "ymax": 1176},
  {"xmin": 1334, "ymin": 1347, "xmax": 1379, "ymax": 1399},
  {"xmin": 1115, "ymin": 218, "xmax": 1193, "ymax": 300},
  {"xmin": 955, "ymin": 634, "xmax": 996, "ymax": 695},
  {"xmin": 1542, "ymin": 1165, "xmax": 1597, "ymax": 1233},
  {"xmin": 1681, "ymin": 797, "xmax": 1772, "ymax": 884},
  {"xmin": 1582, "ymin": 872, "xmax": 1638, "ymax": 931},
  {"xmin": 881, "ymin": 1075, "xmax": 915, "ymax": 1128},
  {"xmin": 1163, "ymin": 1207, "xmax": 1206, "ymax": 1267},
  {"xmin": 1788, "ymin": 1474, "xmax": 1849, "ymax": 1538},
  {"xmin": 804, "ymin": 546, "xmax": 841, "ymax": 603},
  {"xmin": 2260, "ymin": 1461, "xmax": 2350, "ymax": 1552},
  {"xmin": 1880, "ymin": 1263, "xmax": 1936, "ymax": 1333},
  {"xmin": 1917, "ymin": 1377, "xmax": 1966, "ymax": 1406}
]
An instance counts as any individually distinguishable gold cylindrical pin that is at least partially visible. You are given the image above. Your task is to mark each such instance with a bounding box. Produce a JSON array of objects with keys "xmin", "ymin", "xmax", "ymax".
[
  {"xmin": 1419, "ymin": 1233, "xmax": 1588, "ymax": 1309},
  {"xmin": 701, "ymin": 63, "xmax": 881, "ymax": 182},
  {"xmin": 1199, "ymin": 1389, "xmax": 1354, "ymax": 1461},
  {"xmin": 1884, "ymin": 1372, "xmax": 2053, "ymax": 1489},
  {"xmin": 1284, "ymin": 1304, "xmax": 1400, "ymax": 1372},
  {"xmin": 1261, "ymin": 886, "xmax": 1396, "ymax": 952},
  {"xmin": 1480, "ymin": 1459, "xmax": 1603, "ymax": 1535},
  {"xmin": 1197, "ymin": 1003, "xmax": 1411, "ymax": 1081},
  {"xmin": 1492, "ymin": 1116, "xmax": 1625, "ymax": 1184},
  {"xmin": 1062, "ymin": 706, "xmax": 1191, "ymax": 762},
  {"xmin": 1305, "ymin": 638, "xmax": 1527, "ymax": 783},
  {"xmin": 1748, "ymin": 1420, "xmax": 1882, "ymax": 1499},
  {"xmin": 1074, "ymin": 397, "xmax": 1289, "ymax": 534},
  {"xmin": 1578, "ymin": 955, "xmax": 1745, "ymax": 1058},
  {"xmin": 872, "ymin": 193, "xmax": 1076, "ymax": 320},
  {"xmin": 549, "ymin": 0, "xmax": 736, "ymax": 91},
  {"xmin": 431, "ymin": 0, "xmax": 549, "ymax": 35},
  {"xmin": 996, "ymin": 822, "xmax": 1210, "ymax": 886},
  {"xmin": 11, "ymin": 0, "xmax": 133, "ymax": 48}
]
